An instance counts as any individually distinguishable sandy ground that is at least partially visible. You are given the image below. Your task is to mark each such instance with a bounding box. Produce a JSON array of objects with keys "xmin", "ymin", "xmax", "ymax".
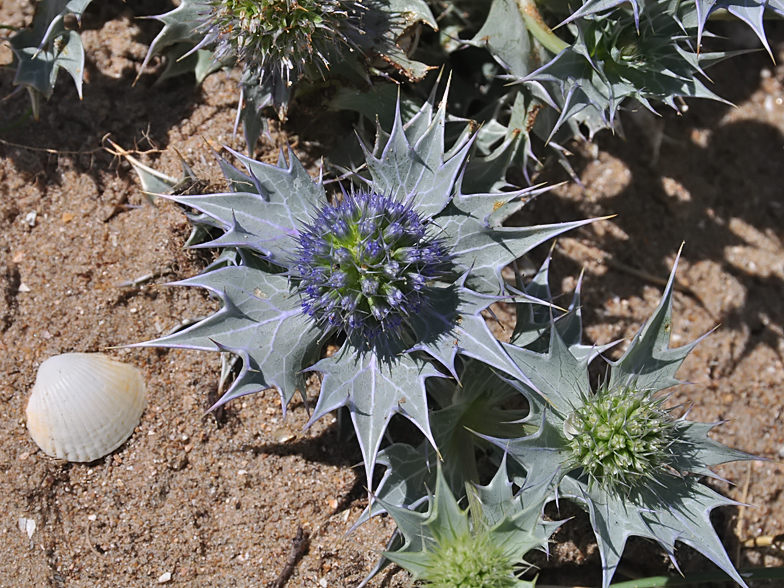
[{"xmin": 1, "ymin": 2, "xmax": 783, "ymax": 587}]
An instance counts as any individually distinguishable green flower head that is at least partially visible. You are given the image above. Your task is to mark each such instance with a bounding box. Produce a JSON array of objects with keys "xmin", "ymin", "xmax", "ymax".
[
  {"xmin": 202, "ymin": 0, "xmax": 356, "ymax": 86},
  {"xmin": 380, "ymin": 461, "xmax": 558, "ymax": 588},
  {"xmin": 564, "ymin": 383, "xmax": 677, "ymax": 492},
  {"xmin": 479, "ymin": 254, "xmax": 755, "ymax": 588}
]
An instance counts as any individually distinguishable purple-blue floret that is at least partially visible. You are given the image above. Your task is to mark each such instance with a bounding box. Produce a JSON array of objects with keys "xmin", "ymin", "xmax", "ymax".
[{"xmin": 295, "ymin": 191, "xmax": 451, "ymax": 338}]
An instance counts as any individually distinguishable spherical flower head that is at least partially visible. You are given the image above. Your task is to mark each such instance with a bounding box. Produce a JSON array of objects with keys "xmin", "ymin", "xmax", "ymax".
[
  {"xmin": 205, "ymin": 0, "xmax": 353, "ymax": 85},
  {"xmin": 424, "ymin": 529, "xmax": 520, "ymax": 588},
  {"xmin": 563, "ymin": 384, "xmax": 676, "ymax": 492},
  {"xmin": 296, "ymin": 191, "xmax": 451, "ymax": 340}
]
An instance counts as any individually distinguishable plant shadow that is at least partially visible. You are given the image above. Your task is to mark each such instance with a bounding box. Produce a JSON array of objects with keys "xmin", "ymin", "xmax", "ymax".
[
  {"xmin": 0, "ymin": 0, "xmax": 211, "ymax": 197},
  {"xmin": 519, "ymin": 21, "xmax": 784, "ymax": 373}
]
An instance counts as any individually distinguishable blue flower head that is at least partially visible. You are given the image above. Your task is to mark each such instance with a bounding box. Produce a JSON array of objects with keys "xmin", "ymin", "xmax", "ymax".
[
  {"xmin": 296, "ymin": 190, "xmax": 451, "ymax": 339},
  {"xmin": 141, "ymin": 90, "xmax": 594, "ymax": 484}
]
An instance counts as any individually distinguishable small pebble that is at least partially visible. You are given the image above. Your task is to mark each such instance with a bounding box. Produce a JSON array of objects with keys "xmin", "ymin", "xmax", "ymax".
[
  {"xmin": 18, "ymin": 517, "xmax": 35, "ymax": 539},
  {"xmin": 158, "ymin": 571, "xmax": 172, "ymax": 584},
  {"xmin": 272, "ymin": 427, "xmax": 295, "ymax": 443}
]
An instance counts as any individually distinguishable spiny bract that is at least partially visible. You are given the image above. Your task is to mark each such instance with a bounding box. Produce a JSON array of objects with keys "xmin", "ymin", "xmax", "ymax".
[
  {"xmin": 563, "ymin": 382, "xmax": 677, "ymax": 491},
  {"xmin": 480, "ymin": 254, "xmax": 754, "ymax": 588},
  {"xmin": 139, "ymin": 90, "xmax": 594, "ymax": 486},
  {"xmin": 141, "ymin": 0, "xmax": 437, "ymax": 147},
  {"xmin": 379, "ymin": 461, "xmax": 559, "ymax": 588}
]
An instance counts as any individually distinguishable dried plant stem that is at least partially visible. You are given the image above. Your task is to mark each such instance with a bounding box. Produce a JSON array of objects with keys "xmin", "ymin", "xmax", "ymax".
[
  {"xmin": 268, "ymin": 526, "xmax": 309, "ymax": 588},
  {"xmin": 734, "ymin": 462, "xmax": 752, "ymax": 566}
]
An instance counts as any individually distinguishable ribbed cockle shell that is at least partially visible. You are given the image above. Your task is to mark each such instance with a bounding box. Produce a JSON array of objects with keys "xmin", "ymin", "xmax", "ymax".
[{"xmin": 26, "ymin": 353, "xmax": 147, "ymax": 462}]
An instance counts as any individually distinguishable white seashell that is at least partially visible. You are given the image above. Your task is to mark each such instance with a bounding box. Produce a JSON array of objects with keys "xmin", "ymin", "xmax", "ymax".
[{"xmin": 26, "ymin": 353, "xmax": 146, "ymax": 462}]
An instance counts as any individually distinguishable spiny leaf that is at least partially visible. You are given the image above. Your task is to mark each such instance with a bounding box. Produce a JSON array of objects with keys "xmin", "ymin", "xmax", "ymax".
[
  {"xmin": 608, "ymin": 251, "xmax": 696, "ymax": 392},
  {"xmin": 440, "ymin": 190, "xmax": 599, "ymax": 293},
  {"xmin": 362, "ymin": 94, "xmax": 471, "ymax": 219},
  {"xmin": 306, "ymin": 337, "xmax": 443, "ymax": 487},
  {"xmin": 560, "ymin": 475, "xmax": 748, "ymax": 588},
  {"xmin": 481, "ymin": 257, "xmax": 754, "ymax": 587},
  {"xmin": 139, "ymin": 0, "xmax": 211, "ymax": 76},
  {"xmin": 10, "ymin": 0, "xmax": 93, "ymax": 110},
  {"xmin": 466, "ymin": 0, "xmax": 538, "ymax": 78},
  {"xmin": 163, "ymin": 147, "xmax": 326, "ymax": 265},
  {"xmin": 138, "ymin": 264, "xmax": 321, "ymax": 411},
  {"xmin": 405, "ymin": 275, "xmax": 530, "ymax": 383}
]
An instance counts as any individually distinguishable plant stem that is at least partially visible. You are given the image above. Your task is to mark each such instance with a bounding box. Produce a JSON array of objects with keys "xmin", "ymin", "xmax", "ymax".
[
  {"xmin": 516, "ymin": 0, "xmax": 569, "ymax": 54},
  {"xmin": 609, "ymin": 566, "xmax": 784, "ymax": 587},
  {"xmin": 538, "ymin": 566, "xmax": 784, "ymax": 588}
]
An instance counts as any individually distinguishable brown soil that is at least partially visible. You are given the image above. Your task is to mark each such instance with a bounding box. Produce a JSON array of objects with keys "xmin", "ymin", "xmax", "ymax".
[{"xmin": 1, "ymin": 3, "xmax": 783, "ymax": 587}]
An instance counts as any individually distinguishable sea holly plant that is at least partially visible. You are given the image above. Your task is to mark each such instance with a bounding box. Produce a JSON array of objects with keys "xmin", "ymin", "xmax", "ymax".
[
  {"xmin": 140, "ymin": 0, "xmax": 438, "ymax": 149},
  {"xmin": 563, "ymin": 0, "xmax": 784, "ymax": 57},
  {"xmin": 517, "ymin": 0, "xmax": 742, "ymax": 142},
  {"xmin": 358, "ymin": 253, "xmax": 756, "ymax": 586},
  {"xmin": 8, "ymin": 0, "xmax": 93, "ymax": 119},
  {"xmin": 389, "ymin": 0, "xmax": 782, "ymax": 186},
  {"xmin": 378, "ymin": 460, "xmax": 561, "ymax": 588},
  {"xmin": 137, "ymin": 90, "xmax": 595, "ymax": 486},
  {"xmin": 477, "ymin": 254, "xmax": 755, "ymax": 587}
]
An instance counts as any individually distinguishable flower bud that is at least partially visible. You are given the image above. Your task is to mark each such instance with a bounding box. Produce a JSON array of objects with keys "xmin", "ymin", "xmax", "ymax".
[
  {"xmin": 359, "ymin": 218, "xmax": 376, "ymax": 238},
  {"xmin": 361, "ymin": 276, "xmax": 379, "ymax": 295}
]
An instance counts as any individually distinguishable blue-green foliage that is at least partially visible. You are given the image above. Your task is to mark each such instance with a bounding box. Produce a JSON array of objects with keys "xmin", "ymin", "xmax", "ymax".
[
  {"xmin": 354, "ymin": 251, "xmax": 754, "ymax": 587},
  {"xmin": 140, "ymin": 0, "xmax": 438, "ymax": 149},
  {"xmin": 414, "ymin": 0, "xmax": 777, "ymax": 185},
  {"xmin": 131, "ymin": 145, "xmax": 754, "ymax": 582},
  {"xmin": 138, "ymin": 91, "xmax": 591, "ymax": 489},
  {"xmin": 379, "ymin": 461, "xmax": 559, "ymax": 588},
  {"xmin": 6, "ymin": 0, "xmax": 763, "ymax": 583},
  {"xmin": 522, "ymin": 0, "xmax": 737, "ymax": 141},
  {"xmin": 9, "ymin": 0, "xmax": 93, "ymax": 118},
  {"xmin": 479, "ymin": 254, "xmax": 754, "ymax": 587}
]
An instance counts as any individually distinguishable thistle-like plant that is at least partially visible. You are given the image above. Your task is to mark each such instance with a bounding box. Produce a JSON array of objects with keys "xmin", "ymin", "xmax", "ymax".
[
  {"xmin": 203, "ymin": 0, "xmax": 354, "ymax": 85},
  {"xmin": 8, "ymin": 0, "xmax": 93, "ymax": 119},
  {"xmin": 379, "ymin": 460, "xmax": 560, "ymax": 588},
  {"xmin": 480, "ymin": 254, "xmax": 754, "ymax": 587},
  {"xmin": 566, "ymin": 0, "xmax": 784, "ymax": 57},
  {"xmin": 137, "ymin": 90, "xmax": 595, "ymax": 484},
  {"xmin": 141, "ymin": 0, "xmax": 437, "ymax": 148},
  {"xmin": 402, "ymin": 0, "xmax": 784, "ymax": 186},
  {"xmin": 519, "ymin": 0, "xmax": 740, "ymax": 141}
]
